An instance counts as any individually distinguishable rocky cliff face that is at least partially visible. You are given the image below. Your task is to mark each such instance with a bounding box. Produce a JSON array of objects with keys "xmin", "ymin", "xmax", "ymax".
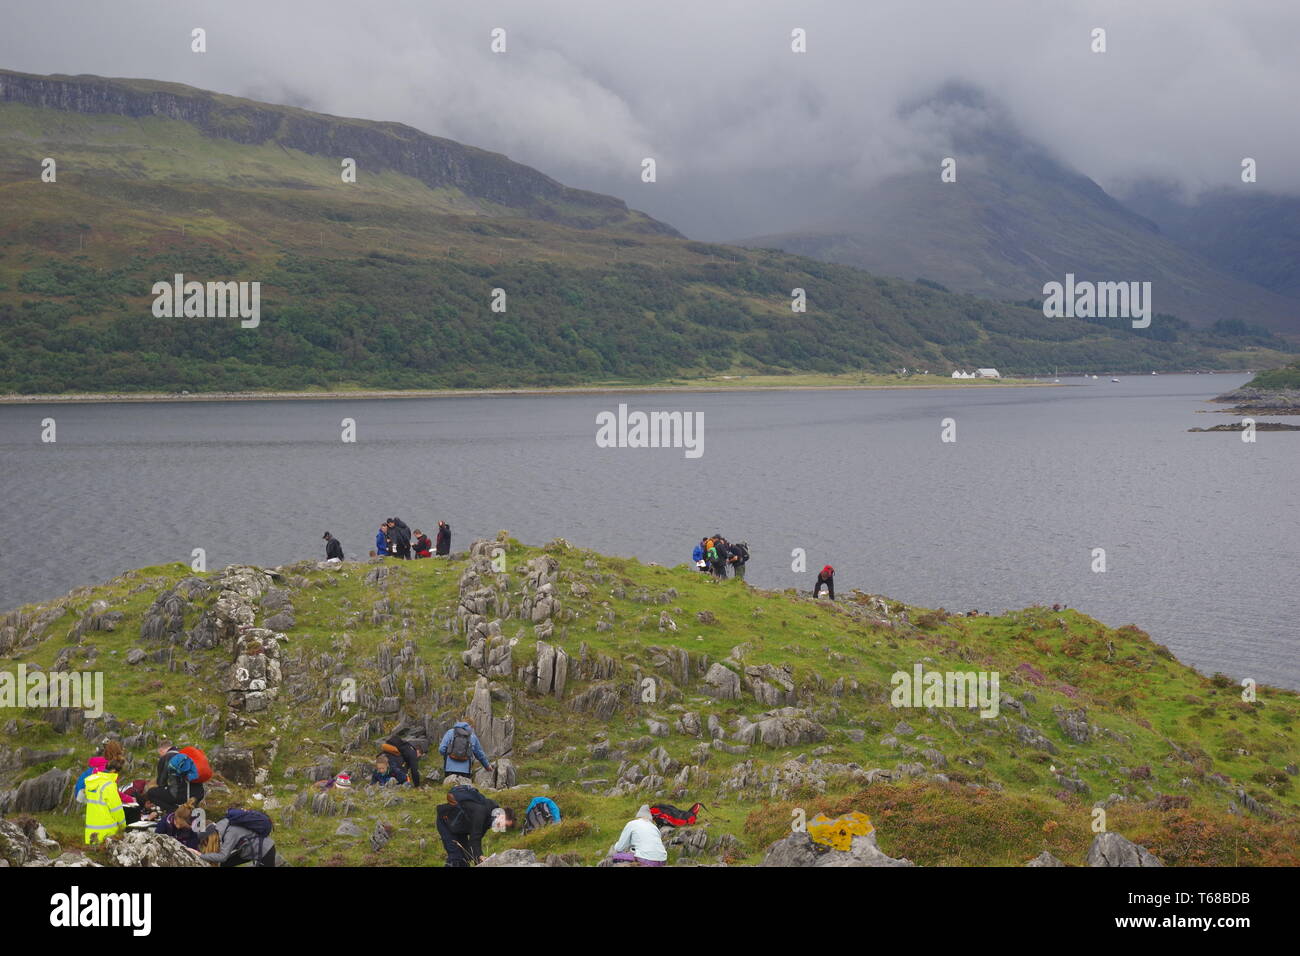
[{"xmin": 0, "ymin": 69, "xmax": 677, "ymax": 234}]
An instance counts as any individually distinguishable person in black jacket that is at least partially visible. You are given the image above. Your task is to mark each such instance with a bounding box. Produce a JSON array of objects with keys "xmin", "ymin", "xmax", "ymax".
[
  {"xmin": 435, "ymin": 521, "xmax": 451, "ymax": 556},
  {"xmin": 436, "ymin": 784, "xmax": 499, "ymax": 866},
  {"xmin": 146, "ymin": 741, "xmax": 204, "ymax": 812},
  {"xmin": 384, "ymin": 734, "xmax": 424, "ymax": 788},
  {"xmin": 412, "ymin": 529, "xmax": 433, "ymax": 558},
  {"xmin": 387, "ymin": 518, "xmax": 412, "ymax": 560},
  {"xmin": 813, "ymin": 565, "xmax": 835, "ymax": 600},
  {"xmin": 323, "ymin": 532, "xmax": 344, "ymax": 561}
]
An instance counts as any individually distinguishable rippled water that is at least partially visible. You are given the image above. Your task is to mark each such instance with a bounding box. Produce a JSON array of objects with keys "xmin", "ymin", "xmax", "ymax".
[{"xmin": 2, "ymin": 373, "xmax": 1296, "ymax": 688}]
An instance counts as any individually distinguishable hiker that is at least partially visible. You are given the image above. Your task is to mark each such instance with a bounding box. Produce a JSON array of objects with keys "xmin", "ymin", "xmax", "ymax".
[
  {"xmin": 388, "ymin": 518, "xmax": 412, "ymax": 560},
  {"xmin": 382, "ymin": 734, "xmax": 425, "ymax": 788},
  {"xmin": 82, "ymin": 757, "xmax": 126, "ymax": 845},
  {"xmin": 323, "ymin": 531, "xmax": 344, "ymax": 562},
  {"xmin": 607, "ymin": 805, "xmax": 668, "ymax": 866},
  {"xmin": 435, "ymin": 520, "xmax": 451, "ymax": 556},
  {"xmin": 692, "ymin": 539, "xmax": 707, "ymax": 571},
  {"xmin": 375, "ymin": 524, "xmax": 389, "ymax": 558},
  {"xmin": 371, "ymin": 754, "xmax": 407, "ymax": 786},
  {"xmin": 199, "ymin": 808, "xmax": 278, "ymax": 867},
  {"xmin": 155, "ymin": 799, "xmax": 202, "ymax": 851},
  {"xmin": 118, "ymin": 778, "xmax": 152, "ymax": 825},
  {"xmin": 520, "ymin": 795, "xmax": 562, "ymax": 834},
  {"xmin": 813, "ymin": 565, "xmax": 835, "ymax": 600},
  {"xmin": 146, "ymin": 741, "xmax": 204, "ymax": 813},
  {"xmin": 727, "ymin": 540, "xmax": 750, "ymax": 580},
  {"xmin": 74, "ymin": 739, "xmax": 124, "ymax": 804},
  {"xmin": 705, "ymin": 536, "xmax": 727, "ymax": 578},
  {"xmin": 439, "ymin": 720, "xmax": 492, "ymax": 780},
  {"xmin": 435, "ymin": 783, "xmax": 499, "ymax": 866},
  {"xmin": 412, "ymin": 529, "xmax": 433, "ymax": 558}
]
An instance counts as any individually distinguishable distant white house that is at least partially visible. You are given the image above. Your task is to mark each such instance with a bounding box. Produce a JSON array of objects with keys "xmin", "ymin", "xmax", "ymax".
[
  {"xmin": 951, "ymin": 370, "xmax": 975, "ymax": 379},
  {"xmin": 975, "ymin": 368, "xmax": 1001, "ymax": 379}
]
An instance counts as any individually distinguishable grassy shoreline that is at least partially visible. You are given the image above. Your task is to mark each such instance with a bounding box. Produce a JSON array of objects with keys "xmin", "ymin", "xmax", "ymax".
[{"xmin": 0, "ymin": 373, "xmax": 1055, "ymax": 405}]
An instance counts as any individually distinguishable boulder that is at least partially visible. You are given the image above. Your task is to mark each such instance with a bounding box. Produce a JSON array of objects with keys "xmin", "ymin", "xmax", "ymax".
[
  {"xmin": 106, "ymin": 831, "xmax": 207, "ymax": 867},
  {"xmin": 761, "ymin": 829, "xmax": 913, "ymax": 867},
  {"xmin": 212, "ymin": 747, "xmax": 256, "ymax": 786},
  {"xmin": 733, "ymin": 708, "xmax": 827, "ymax": 748},
  {"xmin": 9, "ymin": 768, "xmax": 71, "ymax": 814},
  {"xmin": 702, "ymin": 663, "xmax": 741, "ymax": 700},
  {"xmin": 1053, "ymin": 705, "xmax": 1091, "ymax": 744},
  {"xmin": 466, "ymin": 677, "xmax": 514, "ymax": 761},
  {"xmin": 1026, "ymin": 851, "xmax": 1066, "ymax": 867},
  {"xmin": 1087, "ymin": 832, "xmax": 1163, "ymax": 867},
  {"xmin": 478, "ymin": 848, "xmax": 545, "ymax": 867}
]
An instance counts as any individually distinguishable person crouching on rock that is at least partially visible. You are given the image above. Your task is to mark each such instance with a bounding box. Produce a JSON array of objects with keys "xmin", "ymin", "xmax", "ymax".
[
  {"xmin": 607, "ymin": 805, "xmax": 668, "ymax": 866},
  {"xmin": 813, "ymin": 565, "xmax": 835, "ymax": 600}
]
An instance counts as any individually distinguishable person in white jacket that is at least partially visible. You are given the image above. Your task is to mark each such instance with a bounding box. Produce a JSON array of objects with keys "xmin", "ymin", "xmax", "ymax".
[{"xmin": 608, "ymin": 805, "xmax": 668, "ymax": 866}]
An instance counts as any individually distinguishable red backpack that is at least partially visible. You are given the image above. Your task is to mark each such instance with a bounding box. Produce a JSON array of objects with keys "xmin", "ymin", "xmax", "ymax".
[
  {"xmin": 649, "ymin": 802, "xmax": 705, "ymax": 827},
  {"xmin": 180, "ymin": 746, "xmax": 212, "ymax": 784}
]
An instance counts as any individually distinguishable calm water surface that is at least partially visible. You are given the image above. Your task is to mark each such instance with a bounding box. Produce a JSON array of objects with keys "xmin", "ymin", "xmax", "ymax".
[{"xmin": 1, "ymin": 373, "xmax": 1296, "ymax": 688}]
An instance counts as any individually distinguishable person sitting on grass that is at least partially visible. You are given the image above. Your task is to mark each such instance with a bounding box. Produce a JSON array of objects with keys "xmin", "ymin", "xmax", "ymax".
[{"xmin": 607, "ymin": 805, "xmax": 668, "ymax": 867}]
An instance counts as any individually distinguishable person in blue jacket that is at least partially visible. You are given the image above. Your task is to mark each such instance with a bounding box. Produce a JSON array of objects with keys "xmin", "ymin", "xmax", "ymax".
[
  {"xmin": 375, "ymin": 524, "xmax": 390, "ymax": 557},
  {"xmin": 438, "ymin": 720, "xmax": 492, "ymax": 779},
  {"xmin": 692, "ymin": 539, "xmax": 706, "ymax": 570}
]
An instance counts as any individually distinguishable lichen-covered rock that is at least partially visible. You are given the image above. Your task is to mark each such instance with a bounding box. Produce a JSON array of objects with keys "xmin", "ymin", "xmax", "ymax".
[{"xmin": 106, "ymin": 831, "xmax": 207, "ymax": 868}]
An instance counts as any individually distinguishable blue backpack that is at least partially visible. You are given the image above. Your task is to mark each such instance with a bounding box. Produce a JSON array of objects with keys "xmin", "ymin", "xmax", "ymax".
[{"xmin": 225, "ymin": 808, "xmax": 274, "ymax": 866}]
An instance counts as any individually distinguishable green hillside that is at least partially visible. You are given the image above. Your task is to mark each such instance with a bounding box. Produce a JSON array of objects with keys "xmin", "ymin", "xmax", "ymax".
[
  {"xmin": 1244, "ymin": 361, "xmax": 1300, "ymax": 390},
  {"xmin": 2, "ymin": 536, "xmax": 1296, "ymax": 866},
  {"xmin": 0, "ymin": 73, "xmax": 1294, "ymax": 393}
]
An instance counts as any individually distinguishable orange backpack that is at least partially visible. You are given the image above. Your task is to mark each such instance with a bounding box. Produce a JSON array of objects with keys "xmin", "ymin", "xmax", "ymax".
[{"xmin": 180, "ymin": 746, "xmax": 212, "ymax": 784}]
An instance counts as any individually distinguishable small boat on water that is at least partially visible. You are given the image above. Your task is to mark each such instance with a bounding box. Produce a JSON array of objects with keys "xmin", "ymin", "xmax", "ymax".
[{"xmin": 1111, "ymin": 377, "xmax": 1120, "ymax": 383}]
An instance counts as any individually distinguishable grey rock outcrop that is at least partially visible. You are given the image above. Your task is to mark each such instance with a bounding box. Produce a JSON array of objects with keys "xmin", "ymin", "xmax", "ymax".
[
  {"xmin": 1087, "ymin": 832, "xmax": 1164, "ymax": 867},
  {"xmin": 478, "ymin": 848, "xmax": 545, "ymax": 867},
  {"xmin": 106, "ymin": 831, "xmax": 207, "ymax": 867},
  {"xmin": 760, "ymin": 829, "xmax": 913, "ymax": 867}
]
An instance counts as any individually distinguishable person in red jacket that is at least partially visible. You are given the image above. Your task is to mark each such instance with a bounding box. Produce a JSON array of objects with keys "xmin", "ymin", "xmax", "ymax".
[
  {"xmin": 813, "ymin": 565, "xmax": 835, "ymax": 600},
  {"xmin": 412, "ymin": 529, "xmax": 433, "ymax": 558}
]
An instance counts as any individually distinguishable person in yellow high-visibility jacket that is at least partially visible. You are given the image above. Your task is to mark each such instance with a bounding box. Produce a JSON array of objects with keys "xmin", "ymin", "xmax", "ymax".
[{"xmin": 83, "ymin": 757, "xmax": 126, "ymax": 844}]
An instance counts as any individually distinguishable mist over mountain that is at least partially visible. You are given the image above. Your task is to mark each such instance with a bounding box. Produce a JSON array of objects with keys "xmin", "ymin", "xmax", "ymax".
[{"xmin": 736, "ymin": 84, "xmax": 1300, "ymax": 334}]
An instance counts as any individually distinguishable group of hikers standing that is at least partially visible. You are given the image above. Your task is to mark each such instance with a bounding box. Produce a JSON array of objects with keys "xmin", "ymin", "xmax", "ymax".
[
  {"xmin": 373, "ymin": 517, "xmax": 451, "ymax": 559},
  {"xmin": 692, "ymin": 534, "xmax": 749, "ymax": 579},
  {"xmin": 319, "ymin": 518, "xmax": 451, "ymax": 563}
]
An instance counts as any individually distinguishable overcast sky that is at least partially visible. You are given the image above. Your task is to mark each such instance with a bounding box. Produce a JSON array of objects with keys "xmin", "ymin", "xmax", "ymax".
[{"xmin": 3, "ymin": 0, "xmax": 1297, "ymax": 239}]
